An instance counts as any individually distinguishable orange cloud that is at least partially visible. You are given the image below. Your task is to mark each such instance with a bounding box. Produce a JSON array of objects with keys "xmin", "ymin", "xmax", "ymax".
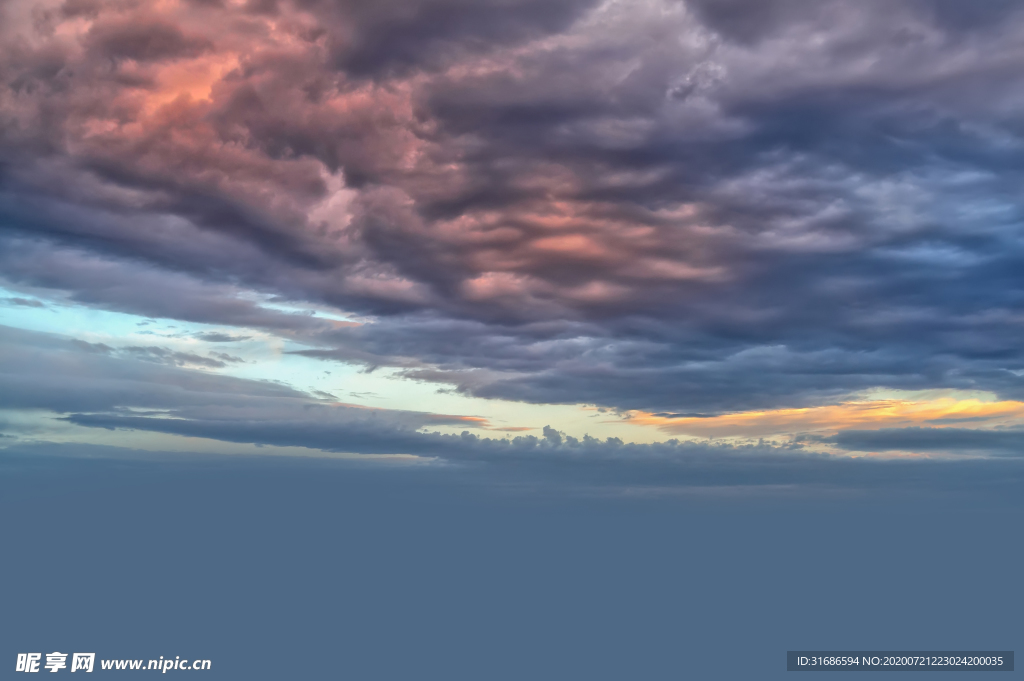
[{"xmin": 626, "ymin": 396, "xmax": 1024, "ymax": 438}]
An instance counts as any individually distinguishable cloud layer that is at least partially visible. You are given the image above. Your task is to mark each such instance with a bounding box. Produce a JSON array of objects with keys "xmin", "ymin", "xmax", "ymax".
[
  {"xmin": 5, "ymin": 324, "xmax": 1024, "ymax": 496},
  {"xmin": 4, "ymin": 0, "xmax": 1024, "ymax": 417}
]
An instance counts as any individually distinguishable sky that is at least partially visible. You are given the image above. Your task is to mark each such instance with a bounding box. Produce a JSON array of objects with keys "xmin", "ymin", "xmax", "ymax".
[
  {"xmin": 2, "ymin": 1, "xmax": 1024, "ymax": 677},
  {"xmin": 6, "ymin": 0, "xmax": 1024, "ymax": 463},
  {"xmin": 6, "ymin": 0, "xmax": 1024, "ymax": 467}
]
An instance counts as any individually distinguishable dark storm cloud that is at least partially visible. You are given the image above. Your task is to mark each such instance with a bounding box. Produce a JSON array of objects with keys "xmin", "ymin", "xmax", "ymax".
[
  {"xmin": 84, "ymin": 19, "xmax": 213, "ymax": 63},
  {"xmin": 685, "ymin": 0, "xmax": 1024, "ymax": 45},
  {"xmin": 5, "ymin": 0, "xmax": 1024, "ymax": 414},
  {"xmin": 296, "ymin": 314, "xmax": 1024, "ymax": 413},
  {"xmin": 315, "ymin": 0, "xmax": 600, "ymax": 77}
]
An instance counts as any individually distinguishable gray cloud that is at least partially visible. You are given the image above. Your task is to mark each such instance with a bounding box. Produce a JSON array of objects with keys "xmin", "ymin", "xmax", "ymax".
[
  {"xmin": 52, "ymin": 409, "xmax": 1024, "ymax": 493},
  {"xmin": 69, "ymin": 336, "xmax": 247, "ymax": 368},
  {"xmin": 0, "ymin": 324, "xmax": 492, "ymax": 427},
  {"xmin": 317, "ymin": 0, "xmax": 600, "ymax": 77},
  {"xmin": 121, "ymin": 345, "xmax": 245, "ymax": 368},
  {"xmin": 4, "ymin": 0, "xmax": 1024, "ymax": 416},
  {"xmin": 5, "ymin": 324, "xmax": 1024, "ymax": 491},
  {"xmin": 1, "ymin": 325, "xmax": 304, "ymax": 415},
  {"xmin": 1, "ymin": 297, "xmax": 45, "ymax": 308},
  {"xmin": 193, "ymin": 332, "xmax": 252, "ymax": 343},
  {"xmin": 833, "ymin": 427, "xmax": 1024, "ymax": 455},
  {"xmin": 84, "ymin": 18, "xmax": 213, "ymax": 63},
  {"xmin": 0, "ymin": 238, "xmax": 337, "ymax": 336}
]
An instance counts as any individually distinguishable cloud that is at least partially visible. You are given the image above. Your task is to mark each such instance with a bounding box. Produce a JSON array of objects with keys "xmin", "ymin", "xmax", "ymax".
[
  {"xmin": 121, "ymin": 345, "xmax": 246, "ymax": 368},
  {"xmin": 4, "ymin": 324, "xmax": 1024, "ymax": 494},
  {"xmin": 4, "ymin": 0, "xmax": 1024, "ymax": 419},
  {"xmin": 0, "ymin": 325, "xmax": 303, "ymax": 415},
  {"xmin": 192, "ymin": 332, "xmax": 252, "ymax": 343},
  {"xmin": 84, "ymin": 18, "xmax": 213, "ymax": 63},
  {"xmin": 44, "ymin": 411, "xmax": 1024, "ymax": 492},
  {"xmin": 1, "ymin": 297, "xmax": 45, "ymax": 308},
  {"xmin": 832, "ymin": 427, "xmax": 1024, "ymax": 455},
  {"xmin": 0, "ymin": 238, "xmax": 338, "ymax": 336},
  {"xmin": 30, "ymin": 346, "xmax": 1018, "ymax": 488},
  {"xmin": 318, "ymin": 0, "xmax": 600, "ymax": 77},
  {"xmin": 68, "ymin": 337, "xmax": 246, "ymax": 368},
  {"xmin": 294, "ymin": 318, "xmax": 1024, "ymax": 414},
  {"xmin": 626, "ymin": 396, "xmax": 1024, "ymax": 438},
  {"xmin": 0, "ymin": 324, "xmax": 493, "ymax": 427}
]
